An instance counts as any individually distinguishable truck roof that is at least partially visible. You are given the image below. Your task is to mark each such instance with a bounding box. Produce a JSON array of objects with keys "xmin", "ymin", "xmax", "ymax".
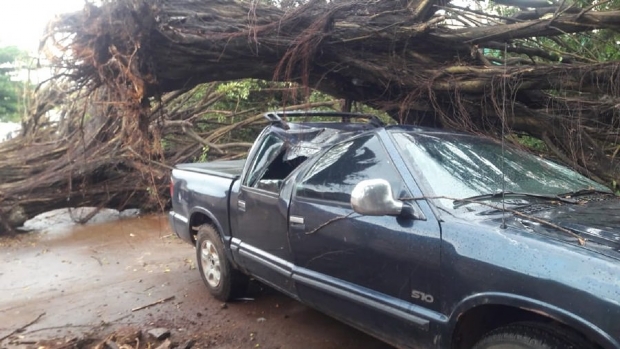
[
  {"xmin": 264, "ymin": 110, "xmax": 384, "ymax": 130},
  {"xmin": 264, "ymin": 111, "xmax": 384, "ymax": 162}
]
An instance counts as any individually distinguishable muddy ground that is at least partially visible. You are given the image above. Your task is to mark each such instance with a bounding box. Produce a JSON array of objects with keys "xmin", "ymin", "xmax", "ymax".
[{"xmin": 0, "ymin": 211, "xmax": 393, "ymax": 349}]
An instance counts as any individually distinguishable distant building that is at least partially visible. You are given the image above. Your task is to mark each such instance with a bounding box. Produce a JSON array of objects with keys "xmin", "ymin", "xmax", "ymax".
[{"xmin": 0, "ymin": 122, "xmax": 21, "ymax": 141}]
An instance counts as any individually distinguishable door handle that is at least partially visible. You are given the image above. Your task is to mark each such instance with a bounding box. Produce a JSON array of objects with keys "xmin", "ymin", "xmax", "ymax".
[
  {"xmin": 238, "ymin": 200, "xmax": 246, "ymax": 212},
  {"xmin": 290, "ymin": 215, "xmax": 304, "ymax": 225}
]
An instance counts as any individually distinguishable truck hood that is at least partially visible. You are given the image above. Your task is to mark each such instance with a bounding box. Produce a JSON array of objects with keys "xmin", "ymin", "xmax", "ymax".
[{"xmin": 518, "ymin": 197, "xmax": 620, "ymax": 257}]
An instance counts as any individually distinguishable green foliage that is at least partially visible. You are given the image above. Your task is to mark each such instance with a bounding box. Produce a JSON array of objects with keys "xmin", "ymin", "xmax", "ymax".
[
  {"xmin": 160, "ymin": 138, "xmax": 171, "ymax": 152},
  {"xmin": 216, "ymin": 81, "xmax": 252, "ymax": 100},
  {"xmin": 510, "ymin": 134, "xmax": 547, "ymax": 152},
  {"xmin": 0, "ymin": 46, "xmax": 24, "ymax": 65},
  {"xmin": 533, "ymin": 30, "xmax": 620, "ymax": 63},
  {"xmin": 349, "ymin": 102, "xmax": 394, "ymax": 125},
  {"xmin": 486, "ymin": 0, "xmax": 620, "ymax": 63},
  {"xmin": 198, "ymin": 146, "xmax": 209, "ymax": 162},
  {"xmin": 611, "ymin": 179, "xmax": 620, "ymax": 195},
  {"xmin": 0, "ymin": 46, "xmax": 27, "ymax": 122},
  {"xmin": 167, "ymin": 78, "xmax": 395, "ymax": 163}
]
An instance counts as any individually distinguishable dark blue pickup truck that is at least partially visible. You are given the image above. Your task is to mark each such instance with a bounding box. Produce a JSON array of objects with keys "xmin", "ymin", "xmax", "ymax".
[{"xmin": 169, "ymin": 111, "xmax": 620, "ymax": 349}]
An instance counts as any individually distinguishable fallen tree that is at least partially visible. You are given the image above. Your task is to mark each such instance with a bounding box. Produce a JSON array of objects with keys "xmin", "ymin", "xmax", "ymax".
[
  {"xmin": 2, "ymin": 0, "xmax": 620, "ymax": 231},
  {"xmin": 45, "ymin": 0, "xmax": 620, "ymax": 179}
]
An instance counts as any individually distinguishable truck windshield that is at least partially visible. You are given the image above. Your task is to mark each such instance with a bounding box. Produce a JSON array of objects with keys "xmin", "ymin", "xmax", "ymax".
[{"xmin": 391, "ymin": 131, "xmax": 610, "ymax": 206}]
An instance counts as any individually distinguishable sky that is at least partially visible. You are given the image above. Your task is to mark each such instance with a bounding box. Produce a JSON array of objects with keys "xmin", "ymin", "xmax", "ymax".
[
  {"xmin": 0, "ymin": 0, "xmax": 85, "ymax": 54},
  {"xmin": 0, "ymin": 0, "xmax": 83, "ymax": 129}
]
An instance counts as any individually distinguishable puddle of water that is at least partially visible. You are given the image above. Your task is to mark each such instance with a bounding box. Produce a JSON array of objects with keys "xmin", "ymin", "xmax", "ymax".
[
  {"xmin": 20, "ymin": 207, "xmax": 141, "ymax": 235},
  {"xmin": 12, "ymin": 212, "xmax": 172, "ymax": 252}
]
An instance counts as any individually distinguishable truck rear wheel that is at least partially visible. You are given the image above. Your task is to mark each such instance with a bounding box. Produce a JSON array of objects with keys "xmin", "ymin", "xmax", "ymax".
[
  {"xmin": 196, "ymin": 224, "xmax": 248, "ymax": 302},
  {"xmin": 472, "ymin": 322, "xmax": 594, "ymax": 349}
]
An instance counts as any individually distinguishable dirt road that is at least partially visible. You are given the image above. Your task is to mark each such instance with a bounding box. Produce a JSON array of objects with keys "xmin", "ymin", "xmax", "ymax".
[{"xmin": 0, "ymin": 211, "xmax": 393, "ymax": 349}]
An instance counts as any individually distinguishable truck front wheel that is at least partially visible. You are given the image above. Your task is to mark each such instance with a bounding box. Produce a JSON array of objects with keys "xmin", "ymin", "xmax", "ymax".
[
  {"xmin": 196, "ymin": 224, "xmax": 248, "ymax": 302},
  {"xmin": 472, "ymin": 322, "xmax": 594, "ymax": 349}
]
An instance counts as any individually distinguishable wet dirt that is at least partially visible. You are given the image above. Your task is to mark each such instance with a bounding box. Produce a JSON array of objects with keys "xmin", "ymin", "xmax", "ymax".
[{"xmin": 0, "ymin": 211, "xmax": 393, "ymax": 349}]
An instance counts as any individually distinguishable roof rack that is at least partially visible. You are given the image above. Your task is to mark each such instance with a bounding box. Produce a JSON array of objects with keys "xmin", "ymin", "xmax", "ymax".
[{"xmin": 263, "ymin": 110, "xmax": 384, "ymax": 129}]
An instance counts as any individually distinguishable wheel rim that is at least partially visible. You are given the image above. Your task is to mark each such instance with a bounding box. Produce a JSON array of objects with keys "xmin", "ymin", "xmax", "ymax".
[{"xmin": 200, "ymin": 240, "xmax": 221, "ymax": 288}]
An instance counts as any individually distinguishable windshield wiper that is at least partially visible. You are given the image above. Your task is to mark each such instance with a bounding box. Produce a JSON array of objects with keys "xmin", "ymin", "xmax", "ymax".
[
  {"xmin": 453, "ymin": 191, "xmax": 579, "ymax": 208},
  {"xmin": 558, "ymin": 188, "xmax": 614, "ymax": 198}
]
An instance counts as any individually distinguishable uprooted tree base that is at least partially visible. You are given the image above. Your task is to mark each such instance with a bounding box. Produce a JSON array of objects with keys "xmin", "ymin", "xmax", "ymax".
[
  {"xmin": 0, "ymin": 79, "xmax": 341, "ymax": 231},
  {"xmin": 2, "ymin": 0, "xmax": 620, "ymax": 231}
]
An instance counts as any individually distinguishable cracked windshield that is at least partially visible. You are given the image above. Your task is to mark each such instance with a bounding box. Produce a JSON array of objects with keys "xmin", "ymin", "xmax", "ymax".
[{"xmin": 392, "ymin": 131, "xmax": 610, "ymax": 208}]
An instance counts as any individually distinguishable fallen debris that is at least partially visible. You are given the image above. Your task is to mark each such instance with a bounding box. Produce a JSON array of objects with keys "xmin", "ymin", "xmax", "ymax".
[
  {"xmin": 131, "ymin": 296, "xmax": 175, "ymax": 312},
  {"xmin": 0, "ymin": 312, "xmax": 45, "ymax": 343},
  {"xmin": 113, "ymin": 328, "xmax": 142, "ymax": 345},
  {"xmin": 147, "ymin": 328, "xmax": 171, "ymax": 341},
  {"xmin": 90, "ymin": 327, "xmax": 172, "ymax": 349},
  {"xmin": 179, "ymin": 339, "xmax": 196, "ymax": 349},
  {"xmin": 104, "ymin": 339, "xmax": 120, "ymax": 349},
  {"xmin": 154, "ymin": 338, "xmax": 171, "ymax": 349},
  {"xmin": 91, "ymin": 255, "xmax": 104, "ymax": 266},
  {"xmin": 94, "ymin": 327, "xmax": 142, "ymax": 349}
]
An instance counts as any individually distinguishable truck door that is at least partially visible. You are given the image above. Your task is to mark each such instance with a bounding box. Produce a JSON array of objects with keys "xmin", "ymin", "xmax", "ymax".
[
  {"xmin": 288, "ymin": 133, "xmax": 441, "ymax": 348},
  {"xmin": 231, "ymin": 132, "xmax": 297, "ymax": 295}
]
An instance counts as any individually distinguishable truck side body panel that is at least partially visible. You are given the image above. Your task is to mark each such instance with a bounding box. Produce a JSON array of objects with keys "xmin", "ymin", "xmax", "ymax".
[{"xmin": 169, "ymin": 161, "xmax": 243, "ymax": 243}]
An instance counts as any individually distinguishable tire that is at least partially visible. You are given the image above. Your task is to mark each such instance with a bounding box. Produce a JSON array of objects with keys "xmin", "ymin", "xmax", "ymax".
[
  {"xmin": 472, "ymin": 322, "xmax": 595, "ymax": 349},
  {"xmin": 196, "ymin": 224, "xmax": 248, "ymax": 302}
]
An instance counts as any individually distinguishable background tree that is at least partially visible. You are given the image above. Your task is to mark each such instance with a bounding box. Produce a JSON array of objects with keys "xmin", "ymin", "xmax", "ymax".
[{"xmin": 0, "ymin": 46, "xmax": 27, "ymax": 122}]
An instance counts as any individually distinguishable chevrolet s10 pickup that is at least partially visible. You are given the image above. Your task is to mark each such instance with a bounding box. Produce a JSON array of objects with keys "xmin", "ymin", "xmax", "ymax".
[{"xmin": 169, "ymin": 111, "xmax": 620, "ymax": 349}]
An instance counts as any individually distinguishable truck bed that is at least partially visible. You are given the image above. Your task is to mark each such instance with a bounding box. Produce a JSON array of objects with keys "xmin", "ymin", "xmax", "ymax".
[{"xmin": 175, "ymin": 159, "xmax": 246, "ymax": 179}]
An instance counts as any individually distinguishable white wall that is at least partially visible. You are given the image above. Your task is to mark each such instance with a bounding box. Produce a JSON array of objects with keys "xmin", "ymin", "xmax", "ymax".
[{"xmin": 0, "ymin": 122, "xmax": 21, "ymax": 141}]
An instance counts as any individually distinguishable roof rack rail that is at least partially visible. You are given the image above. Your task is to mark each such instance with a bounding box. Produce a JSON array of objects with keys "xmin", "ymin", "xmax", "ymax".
[{"xmin": 263, "ymin": 110, "xmax": 384, "ymax": 129}]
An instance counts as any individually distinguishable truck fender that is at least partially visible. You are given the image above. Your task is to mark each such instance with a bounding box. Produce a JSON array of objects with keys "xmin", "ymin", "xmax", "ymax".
[
  {"xmin": 188, "ymin": 206, "xmax": 240, "ymax": 268},
  {"xmin": 445, "ymin": 292, "xmax": 618, "ymax": 349},
  {"xmin": 189, "ymin": 207, "xmax": 226, "ymax": 243}
]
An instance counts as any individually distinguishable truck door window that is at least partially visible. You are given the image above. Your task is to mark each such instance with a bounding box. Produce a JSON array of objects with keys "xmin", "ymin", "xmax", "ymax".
[
  {"xmin": 296, "ymin": 135, "xmax": 408, "ymax": 204},
  {"xmin": 244, "ymin": 134, "xmax": 309, "ymax": 192},
  {"xmin": 244, "ymin": 135, "xmax": 285, "ymax": 187}
]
